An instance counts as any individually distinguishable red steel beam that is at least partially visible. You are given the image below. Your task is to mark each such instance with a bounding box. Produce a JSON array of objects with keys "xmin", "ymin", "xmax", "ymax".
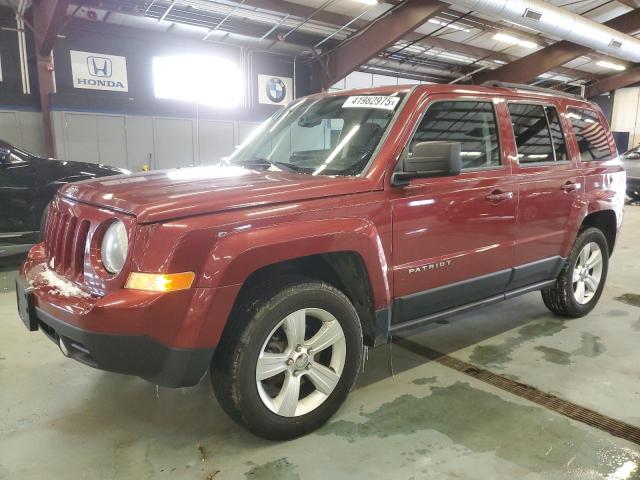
[
  {"xmin": 32, "ymin": 0, "xmax": 70, "ymax": 56},
  {"xmin": 586, "ymin": 66, "xmax": 640, "ymax": 97},
  {"xmin": 320, "ymin": 0, "xmax": 446, "ymax": 89},
  {"xmin": 473, "ymin": 8, "xmax": 640, "ymax": 85},
  {"xmin": 32, "ymin": 0, "xmax": 70, "ymax": 156}
]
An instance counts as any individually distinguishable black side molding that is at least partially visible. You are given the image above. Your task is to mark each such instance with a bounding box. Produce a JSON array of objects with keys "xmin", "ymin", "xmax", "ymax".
[{"xmin": 385, "ymin": 256, "xmax": 565, "ymax": 339}]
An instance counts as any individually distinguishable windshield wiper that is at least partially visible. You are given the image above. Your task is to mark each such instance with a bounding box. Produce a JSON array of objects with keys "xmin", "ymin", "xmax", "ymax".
[{"xmin": 234, "ymin": 158, "xmax": 306, "ymax": 173}]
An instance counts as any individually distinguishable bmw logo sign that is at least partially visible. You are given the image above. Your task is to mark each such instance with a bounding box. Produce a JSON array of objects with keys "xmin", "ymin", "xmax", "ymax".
[{"xmin": 266, "ymin": 77, "xmax": 287, "ymax": 103}]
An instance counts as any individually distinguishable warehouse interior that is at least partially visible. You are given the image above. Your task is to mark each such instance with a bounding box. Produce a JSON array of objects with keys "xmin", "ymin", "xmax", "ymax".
[{"xmin": 1, "ymin": 0, "xmax": 640, "ymax": 479}]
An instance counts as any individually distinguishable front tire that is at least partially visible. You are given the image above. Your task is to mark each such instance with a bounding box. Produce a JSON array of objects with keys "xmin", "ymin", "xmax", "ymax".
[
  {"xmin": 542, "ymin": 227, "xmax": 609, "ymax": 317},
  {"xmin": 211, "ymin": 279, "xmax": 363, "ymax": 440}
]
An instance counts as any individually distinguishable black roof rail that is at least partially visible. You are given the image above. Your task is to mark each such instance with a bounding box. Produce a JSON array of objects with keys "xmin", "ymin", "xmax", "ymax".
[{"xmin": 480, "ymin": 80, "xmax": 585, "ymax": 101}]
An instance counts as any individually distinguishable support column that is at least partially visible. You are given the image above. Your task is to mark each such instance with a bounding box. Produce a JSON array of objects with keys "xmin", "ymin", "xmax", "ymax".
[{"xmin": 31, "ymin": 0, "xmax": 70, "ymax": 157}]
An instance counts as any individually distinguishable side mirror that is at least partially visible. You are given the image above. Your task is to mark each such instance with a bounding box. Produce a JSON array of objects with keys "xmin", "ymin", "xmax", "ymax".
[
  {"xmin": 0, "ymin": 147, "xmax": 10, "ymax": 163},
  {"xmin": 392, "ymin": 141, "xmax": 461, "ymax": 186}
]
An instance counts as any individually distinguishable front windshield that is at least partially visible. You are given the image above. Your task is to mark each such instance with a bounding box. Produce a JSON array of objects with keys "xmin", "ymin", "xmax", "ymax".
[{"xmin": 229, "ymin": 92, "xmax": 406, "ymax": 176}]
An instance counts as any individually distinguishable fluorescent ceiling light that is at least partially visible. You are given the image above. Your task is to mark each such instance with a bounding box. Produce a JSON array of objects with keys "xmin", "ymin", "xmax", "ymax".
[
  {"xmin": 153, "ymin": 55, "xmax": 243, "ymax": 108},
  {"xmin": 493, "ymin": 32, "xmax": 538, "ymax": 49},
  {"xmin": 596, "ymin": 60, "xmax": 626, "ymax": 71},
  {"xmin": 537, "ymin": 73, "xmax": 552, "ymax": 79},
  {"xmin": 434, "ymin": 51, "xmax": 474, "ymax": 63},
  {"xmin": 428, "ymin": 18, "xmax": 470, "ymax": 33},
  {"xmin": 493, "ymin": 59, "xmax": 507, "ymax": 65}
]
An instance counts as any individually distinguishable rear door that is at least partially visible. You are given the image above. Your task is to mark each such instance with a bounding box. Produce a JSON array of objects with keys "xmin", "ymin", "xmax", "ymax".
[
  {"xmin": 390, "ymin": 96, "xmax": 517, "ymax": 324},
  {"xmin": 507, "ymin": 101, "xmax": 584, "ymax": 289},
  {"xmin": 565, "ymin": 105, "xmax": 624, "ymax": 235}
]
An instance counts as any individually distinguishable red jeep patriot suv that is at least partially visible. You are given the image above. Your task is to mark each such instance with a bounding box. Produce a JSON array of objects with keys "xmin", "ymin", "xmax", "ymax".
[{"xmin": 17, "ymin": 82, "xmax": 625, "ymax": 439}]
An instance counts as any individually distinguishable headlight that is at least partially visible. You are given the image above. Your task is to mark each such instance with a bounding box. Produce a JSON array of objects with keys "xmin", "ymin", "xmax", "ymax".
[{"xmin": 101, "ymin": 220, "xmax": 128, "ymax": 274}]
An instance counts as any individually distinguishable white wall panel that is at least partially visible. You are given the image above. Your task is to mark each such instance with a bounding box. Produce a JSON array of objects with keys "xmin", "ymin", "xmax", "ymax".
[
  {"xmin": 96, "ymin": 116, "xmax": 128, "ymax": 169},
  {"xmin": 49, "ymin": 111, "xmax": 269, "ymax": 171},
  {"xmin": 0, "ymin": 111, "xmax": 20, "ymax": 146},
  {"xmin": 153, "ymin": 117, "xmax": 194, "ymax": 170},
  {"xmin": 238, "ymin": 122, "xmax": 261, "ymax": 145},
  {"xmin": 344, "ymin": 71, "xmax": 373, "ymax": 90},
  {"xmin": 372, "ymin": 74, "xmax": 398, "ymax": 87},
  {"xmin": 198, "ymin": 120, "xmax": 235, "ymax": 165},
  {"xmin": 17, "ymin": 112, "xmax": 46, "ymax": 157},
  {"xmin": 611, "ymin": 87, "xmax": 640, "ymax": 150},
  {"xmin": 64, "ymin": 113, "xmax": 100, "ymax": 163},
  {"xmin": 125, "ymin": 116, "xmax": 153, "ymax": 172}
]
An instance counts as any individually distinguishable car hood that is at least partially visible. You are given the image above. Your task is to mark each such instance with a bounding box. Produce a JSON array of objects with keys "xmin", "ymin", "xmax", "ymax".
[{"xmin": 59, "ymin": 165, "xmax": 375, "ymax": 223}]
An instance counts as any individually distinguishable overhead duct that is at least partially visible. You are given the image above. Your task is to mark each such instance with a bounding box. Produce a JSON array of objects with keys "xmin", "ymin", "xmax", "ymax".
[{"xmin": 442, "ymin": 0, "xmax": 640, "ymax": 63}]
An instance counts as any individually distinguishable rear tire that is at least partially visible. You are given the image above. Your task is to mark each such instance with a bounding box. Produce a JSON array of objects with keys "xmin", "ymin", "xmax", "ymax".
[
  {"xmin": 541, "ymin": 227, "xmax": 609, "ymax": 318},
  {"xmin": 211, "ymin": 278, "xmax": 363, "ymax": 440}
]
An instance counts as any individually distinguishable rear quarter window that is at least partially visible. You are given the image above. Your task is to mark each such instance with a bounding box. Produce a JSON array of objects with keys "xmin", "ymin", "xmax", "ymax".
[{"xmin": 566, "ymin": 108, "xmax": 612, "ymax": 161}]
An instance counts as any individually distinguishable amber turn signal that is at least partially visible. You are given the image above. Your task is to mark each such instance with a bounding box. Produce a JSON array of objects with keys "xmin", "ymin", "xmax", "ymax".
[{"xmin": 125, "ymin": 272, "xmax": 195, "ymax": 292}]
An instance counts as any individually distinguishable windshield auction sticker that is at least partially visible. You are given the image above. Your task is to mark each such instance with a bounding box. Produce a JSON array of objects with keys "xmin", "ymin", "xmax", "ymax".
[{"xmin": 342, "ymin": 96, "xmax": 401, "ymax": 110}]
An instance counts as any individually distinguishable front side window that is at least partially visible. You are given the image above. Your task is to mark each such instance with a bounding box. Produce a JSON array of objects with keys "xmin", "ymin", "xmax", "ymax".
[
  {"xmin": 566, "ymin": 108, "xmax": 612, "ymax": 161},
  {"xmin": 409, "ymin": 101, "xmax": 500, "ymax": 170},
  {"xmin": 508, "ymin": 103, "xmax": 567, "ymax": 164},
  {"xmin": 229, "ymin": 93, "xmax": 406, "ymax": 176}
]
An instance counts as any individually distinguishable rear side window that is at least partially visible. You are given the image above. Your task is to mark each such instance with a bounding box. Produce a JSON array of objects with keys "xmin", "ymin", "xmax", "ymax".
[
  {"xmin": 566, "ymin": 108, "xmax": 612, "ymax": 161},
  {"xmin": 508, "ymin": 104, "xmax": 567, "ymax": 164},
  {"xmin": 410, "ymin": 101, "xmax": 500, "ymax": 170},
  {"xmin": 545, "ymin": 106, "xmax": 568, "ymax": 161}
]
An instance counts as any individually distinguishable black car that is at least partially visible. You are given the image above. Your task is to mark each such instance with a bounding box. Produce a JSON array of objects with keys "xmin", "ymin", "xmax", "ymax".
[
  {"xmin": 0, "ymin": 140, "xmax": 128, "ymax": 257},
  {"xmin": 622, "ymin": 144, "xmax": 640, "ymax": 202}
]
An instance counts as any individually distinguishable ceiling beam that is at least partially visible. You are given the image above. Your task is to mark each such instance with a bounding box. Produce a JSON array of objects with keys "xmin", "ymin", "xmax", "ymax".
[
  {"xmin": 616, "ymin": 0, "xmax": 640, "ymax": 8},
  {"xmin": 402, "ymin": 33, "xmax": 601, "ymax": 81},
  {"xmin": 586, "ymin": 66, "xmax": 640, "ymax": 97},
  {"xmin": 472, "ymin": 8, "xmax": 640, "ymax": 85},
  {"xmin": 319, "ymin": 0, "xmax": 446, "ymax": 89},
  {"xmin": 32, "ymin": 0, "xmax": 70, "ymax": 56}
]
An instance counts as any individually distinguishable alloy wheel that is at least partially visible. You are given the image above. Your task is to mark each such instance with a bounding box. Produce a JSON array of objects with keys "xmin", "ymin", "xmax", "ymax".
[
  {"xmin": 572, "ymin": 241, "xmax": 603, "ymax": 305},
  {"xmin": 255, "ymin": 308, "xmax": 346, "ymax": 417}
]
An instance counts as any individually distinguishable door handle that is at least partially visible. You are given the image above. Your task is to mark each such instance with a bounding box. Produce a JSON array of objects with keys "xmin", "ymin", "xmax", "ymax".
[
  {"xmin": 561, "ymin": 181, "xmax": 580, "ymax": 193},
  {"xmin": 485, "ymin": 190, "xmax": 514, "ymax": 203}
]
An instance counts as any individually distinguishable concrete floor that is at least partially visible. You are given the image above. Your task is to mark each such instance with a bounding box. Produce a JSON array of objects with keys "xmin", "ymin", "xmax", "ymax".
[{"xmin": 1, "ymin": 208, "xmax": 640, "ymax": 480}]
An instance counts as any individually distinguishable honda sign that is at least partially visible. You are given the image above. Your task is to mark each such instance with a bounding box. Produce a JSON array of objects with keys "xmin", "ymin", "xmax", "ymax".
[{"xmin": 70, "ymin": 50, "xmax": 128, "ymax": 92}]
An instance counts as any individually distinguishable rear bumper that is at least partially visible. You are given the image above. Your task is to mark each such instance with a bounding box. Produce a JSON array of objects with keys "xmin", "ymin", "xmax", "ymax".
[{"xmin": 35, "ymin": 305, "xmax": 213, "ymax": 387}]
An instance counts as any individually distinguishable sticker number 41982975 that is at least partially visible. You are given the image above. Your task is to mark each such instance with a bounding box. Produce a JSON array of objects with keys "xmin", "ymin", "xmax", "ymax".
[{"xmin": 342, "ymin": 95, "xmax": 401, "ymax": 111}]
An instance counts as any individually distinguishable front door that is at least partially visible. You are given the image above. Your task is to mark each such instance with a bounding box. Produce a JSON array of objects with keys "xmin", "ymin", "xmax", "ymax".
[{"xmin": 390, "ymin": 97, "xmax": 517, "ymax": 324}]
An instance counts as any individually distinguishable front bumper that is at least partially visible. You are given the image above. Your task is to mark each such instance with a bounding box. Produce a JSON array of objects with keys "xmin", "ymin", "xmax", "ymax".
[
  {"xmin": 35, "ymin": 303, "xmax": 213, "ymax": 387},
  {"xmin": 16, "ymin": 246, "xmax": 240, "ymax": 387}
]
